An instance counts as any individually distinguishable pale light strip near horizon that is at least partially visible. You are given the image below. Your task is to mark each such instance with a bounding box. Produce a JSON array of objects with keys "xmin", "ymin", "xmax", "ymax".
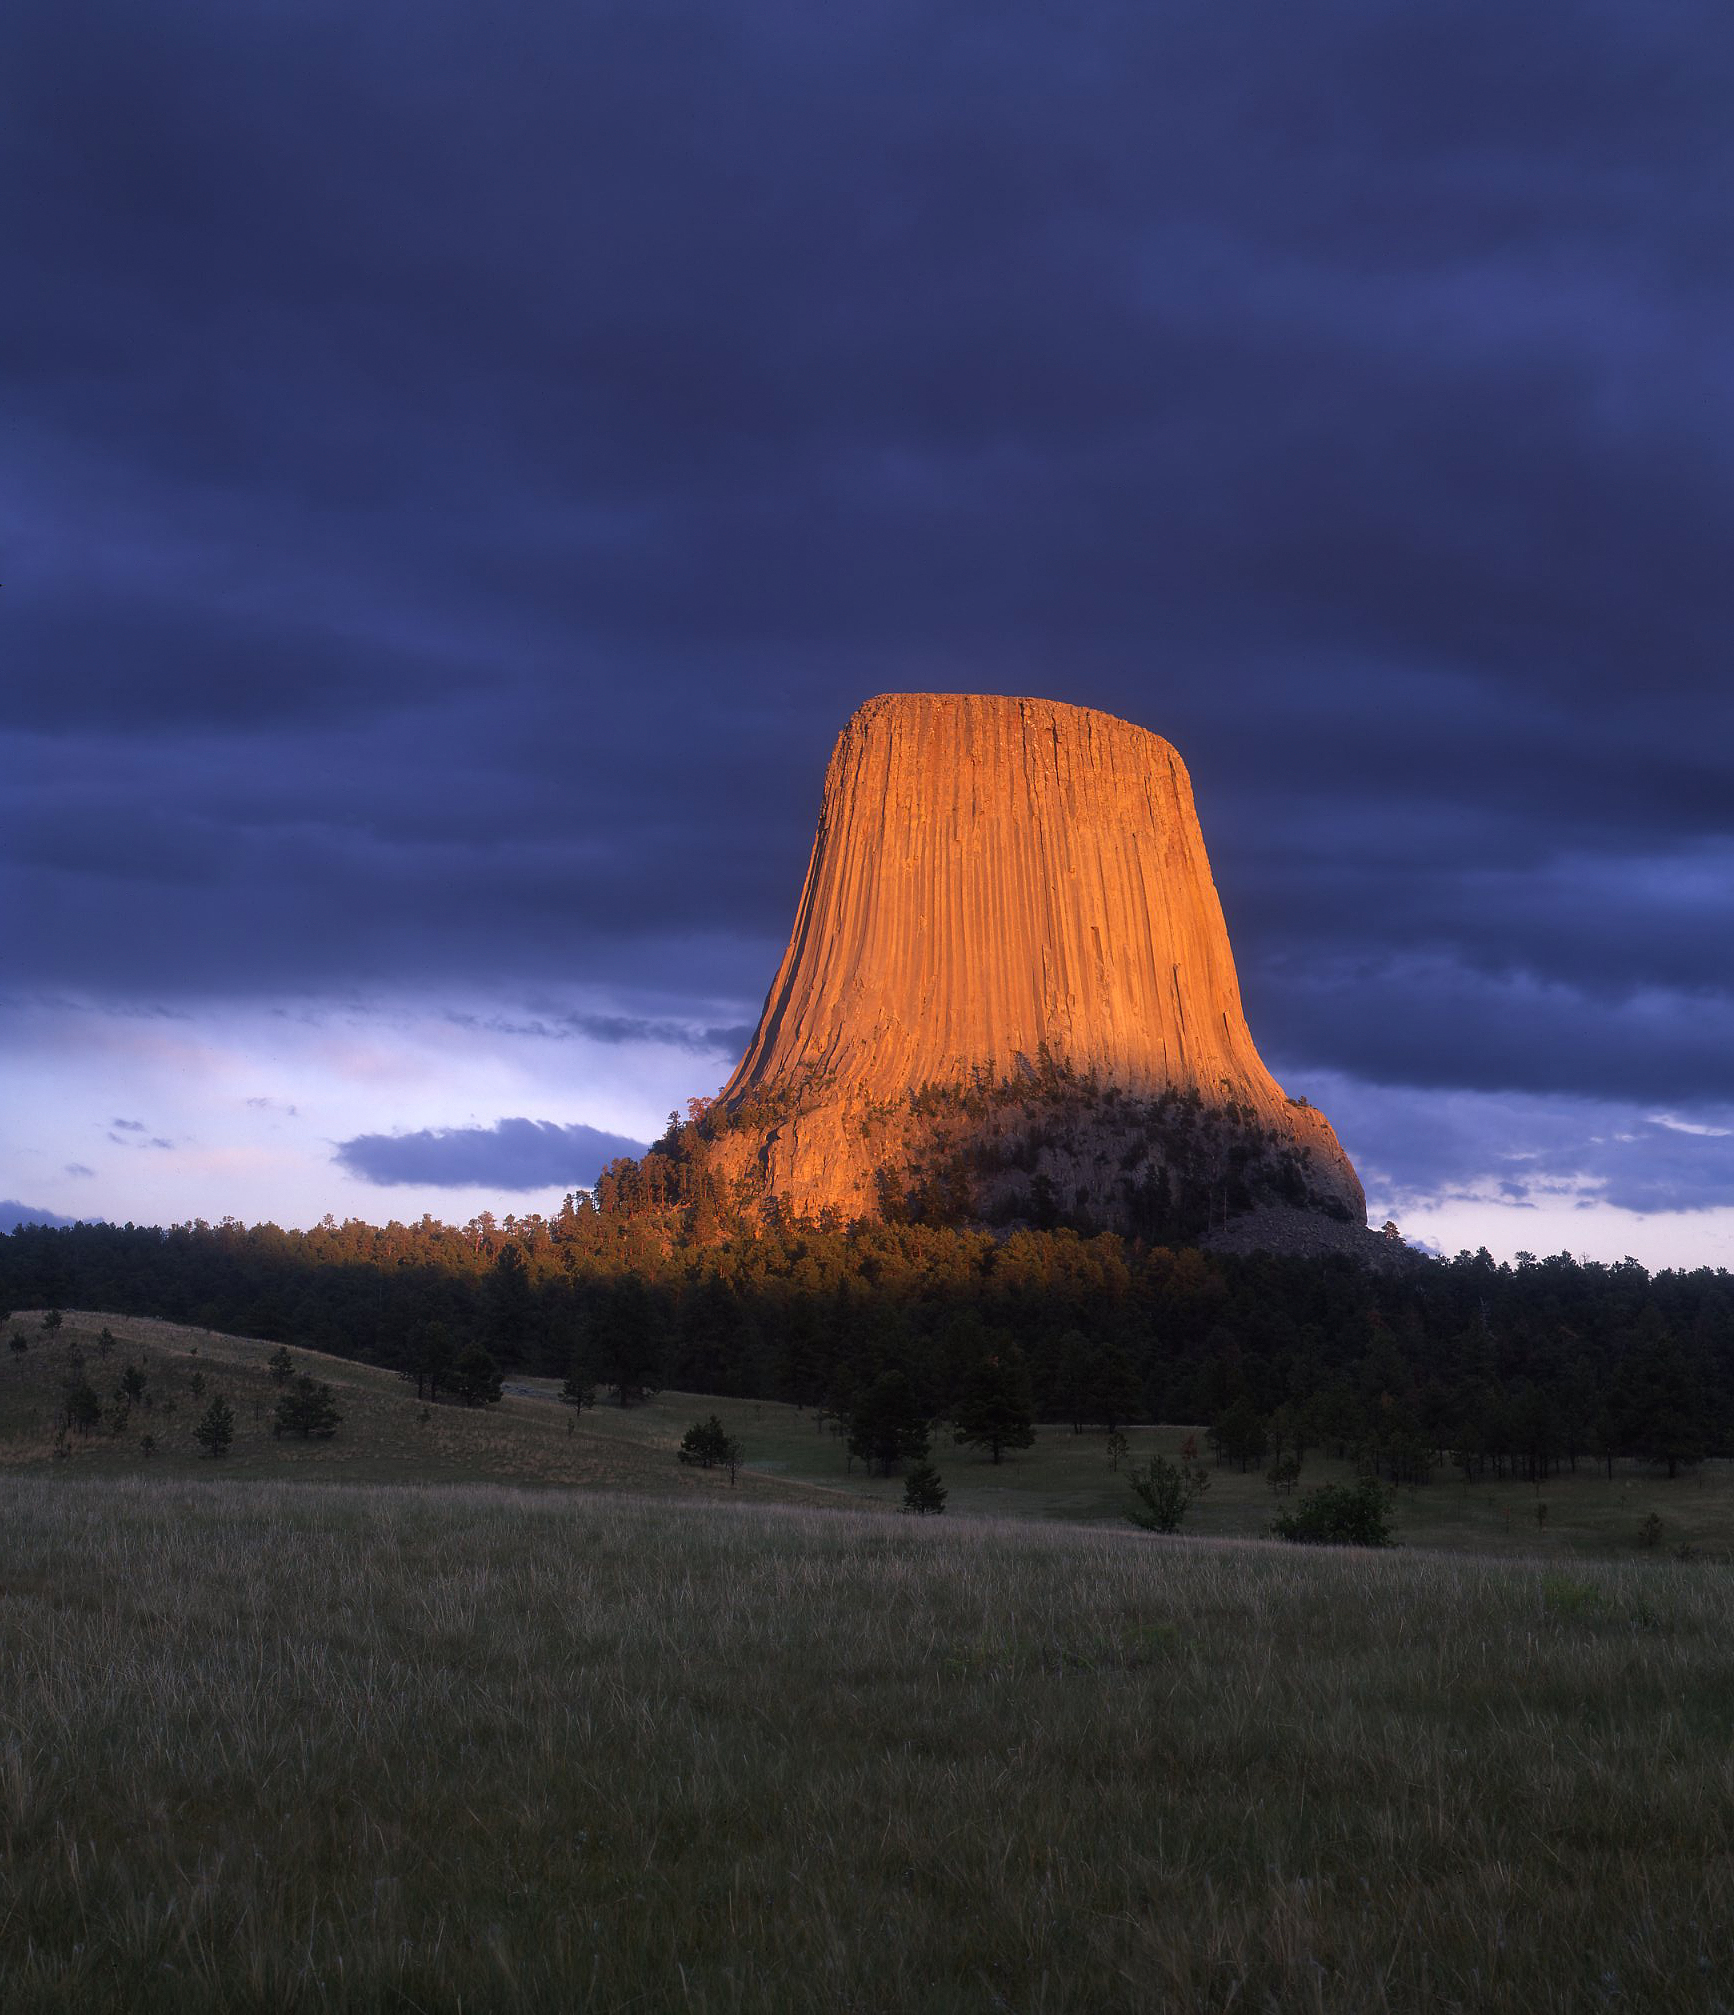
[{"xmin": 4, "ymin": 994, "xmax": 1733, "ymax": 1269}]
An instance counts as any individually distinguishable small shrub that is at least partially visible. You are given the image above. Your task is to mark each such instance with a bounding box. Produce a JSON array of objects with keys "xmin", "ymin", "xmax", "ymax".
[
  {"xmin": 1127, "ymin": 1454, "xmax": 1209, "ymax": 1534},
  {"xmin": 1542, "ymin": 1574, "xmax": 1607, "ymax": 1622},
  {"xmin": 1637, "ymin": 1512, "xmax": 1664, "ymax": 1551},
  {"xmin": 8, "ymin": 1331, "xmax": 26, "ymax": 1355},
  {"xmin": 1272, "ymin": 1477, "xmax": 1396, "ymax": 1548}
]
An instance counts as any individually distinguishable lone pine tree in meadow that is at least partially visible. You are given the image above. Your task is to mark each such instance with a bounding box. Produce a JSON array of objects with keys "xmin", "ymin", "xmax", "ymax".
[
  {"xmin": 268, "ymin": 1345, "xmax": 295, "ymax": 1385},
  {"xmin": 902, "ymin": 1461, "xmax": 948, "ymax": 1514},
  {"xmin": 273, "ymin": 1374, "xmax": 342, "ymax": 1439},
  {"xmin": 194, "ymin": 1393, "xmax": 235, "ymax": 1458},
  {"xmin": 677, "ymin": 1414, "xmax": 741, "ymax": 1477}
]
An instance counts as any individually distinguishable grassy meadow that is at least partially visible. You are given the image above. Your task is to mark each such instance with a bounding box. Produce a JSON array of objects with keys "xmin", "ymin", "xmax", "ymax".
[
  {"xmin": 4, "ymin": 1478, "xmax": 1734, "ymax": 2013},
  {"xmin": 5, "ymin": 1309, "xmax": 1734, "ymax": 2010}
]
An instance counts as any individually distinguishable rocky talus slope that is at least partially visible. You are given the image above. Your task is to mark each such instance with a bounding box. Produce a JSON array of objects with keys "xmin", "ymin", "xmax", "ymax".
[{"xmin": 627, "ymin": 694, "xmax": 1365, "ymax": 1241}]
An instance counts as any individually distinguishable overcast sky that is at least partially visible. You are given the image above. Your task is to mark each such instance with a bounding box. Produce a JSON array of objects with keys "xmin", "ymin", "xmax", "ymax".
[{"xmin": 6, "ymin": 0, "xmax": 1733, "ymax": 1263}]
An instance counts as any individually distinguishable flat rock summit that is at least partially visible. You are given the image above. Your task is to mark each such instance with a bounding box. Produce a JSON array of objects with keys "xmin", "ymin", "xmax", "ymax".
[{"xmin": 617, "ymin": 693, "xmax": 1365, "ymax": 1242}]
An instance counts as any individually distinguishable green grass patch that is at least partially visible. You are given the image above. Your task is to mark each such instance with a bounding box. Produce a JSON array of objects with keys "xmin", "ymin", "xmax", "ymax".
[{"xmin": 3, "ymin": 1479, "xmax": 1734, "ymax": 2011}]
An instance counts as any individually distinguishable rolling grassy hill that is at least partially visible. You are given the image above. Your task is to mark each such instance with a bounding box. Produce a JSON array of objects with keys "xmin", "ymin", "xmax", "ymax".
[
  {"xmin": 0, "ymin": 1308, "xmax": 845, "ymax": 1507},
  {"xmin": 6, "ymin": 1307, "xmax": 1731, "ymax": 1561}
]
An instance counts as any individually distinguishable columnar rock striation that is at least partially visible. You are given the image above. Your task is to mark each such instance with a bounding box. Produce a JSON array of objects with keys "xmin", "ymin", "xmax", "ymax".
[{"xmin": 632, "ymin": 693, "xmax": 1364, "ymax": 1240}]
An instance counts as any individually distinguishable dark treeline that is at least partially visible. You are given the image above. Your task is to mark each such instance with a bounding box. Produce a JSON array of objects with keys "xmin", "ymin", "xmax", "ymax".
[{"xmin": 3, "ymin": 1202, "xmax": 1731, "ymax": 1481}]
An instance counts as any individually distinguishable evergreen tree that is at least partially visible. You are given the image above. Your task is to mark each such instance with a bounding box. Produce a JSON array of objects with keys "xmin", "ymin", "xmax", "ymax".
[
  {"xmin": 408, "ymin": 1320, "xmax": 458, "ymax": 1403},
  {"xmin": 119, "ymin": 1360, "xmax": 147, "ymax": 1403},
  {"xmin": 452, "ymin": 1344, "xmax": 504, "ymax": 1408},
  {"xmin": 951, "ymin": 1350, "xmax": 1036, "ymax": 1463},
  {"xmin": 1089, "ymin": 1344, "xmax": 1144, "ymax": 1434},
  {"xmin": 1210, "ymin": 1399, "xmax": 1268, "ymax": 1471},
  {"xmin": 1055, "ymin": 1327, "xmax": 1092, "ymax": 1432},
  {"xmin": 676, "ymin": 1414, "xmax": 738, "ymax": 1470},
  {"xmin": 484, "ymin": 1243, "xmax": 537, "ymax": 1364},
  {"xmin": 42, "ymin": 1309, "xmax": 63, "ymax": 1335},
  {"xmin": 8, "ymin": 1330, "xmax": 27, "ymax": 1355},
  {"xmin": 273, "ymin": 1374, "xmax": 342, "ymax": 1439},
  {"xmin": 847, "ymin": 1370, "xmax": 930, "ymax": 1476},
  {"xmin": 62, "ymin": 1379, "xmax": 102, "ymax": 1434},
  {"xmin": 268, "ymin": 1345, "xmax": 295, "ymax": 1385},
  {"xmin": 1620, "ymin": 1316, "xmax": 1711, "ymax": 1478},
  {"xmin": 193, "ymin": 1394, "xmax": 235, "ymax": 1458},
  {"xmin": 673, "ymin": 1275, "xmax": 761, "ymax": 1395},
  {"xmin": 559, "ymin": 1336, "xmax": 597, "ymax": 1410},
  {"xmin": 601, "ymin": 1277, "xmax": 662, "ymax": 1406},
  {"xmin": 902, "ymin": 1462, "xmax": 947, "ymax": 1514}
]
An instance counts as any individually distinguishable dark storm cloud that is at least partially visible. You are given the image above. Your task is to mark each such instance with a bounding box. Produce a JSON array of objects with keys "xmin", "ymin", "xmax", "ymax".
[
  {"xmin": 444, "ymin": 1009, "xmax": 756, "ymax": 1055},
  {"xmin": 1, "ymin": 1203, "xmax": 86, "ymax": 1231},
  {"xmin": 334, "ymin": 1118, "xmax": 649, "ymax": 1191},
  {"xmin": 5, "ymin": 0, "xmax": 1732, "ymax": 1194}
]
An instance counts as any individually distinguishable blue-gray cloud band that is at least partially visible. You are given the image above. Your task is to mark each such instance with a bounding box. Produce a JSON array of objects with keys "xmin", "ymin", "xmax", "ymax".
[{"xmin": 333, "ymin": 1118, "xmax": 649, "ymax": 1192}]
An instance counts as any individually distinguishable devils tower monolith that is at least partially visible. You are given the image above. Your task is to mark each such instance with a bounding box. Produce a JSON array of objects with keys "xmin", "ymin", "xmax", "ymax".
[{"xmin": 615, "ymin": 693, "xmax": 1364, "ymax": 1241}]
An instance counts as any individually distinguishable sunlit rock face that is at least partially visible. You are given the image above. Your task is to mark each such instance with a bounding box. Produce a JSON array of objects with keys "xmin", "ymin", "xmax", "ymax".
[{"xmin": 705, "ymin": 693, "xmax": 1364, "ymax": 1237}]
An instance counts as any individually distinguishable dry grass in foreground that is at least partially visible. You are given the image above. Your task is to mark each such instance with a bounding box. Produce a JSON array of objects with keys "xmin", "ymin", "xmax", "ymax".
[{"xmin": 3, "ymin": 1478, "xmax": 1733, "ymax": 2012}]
